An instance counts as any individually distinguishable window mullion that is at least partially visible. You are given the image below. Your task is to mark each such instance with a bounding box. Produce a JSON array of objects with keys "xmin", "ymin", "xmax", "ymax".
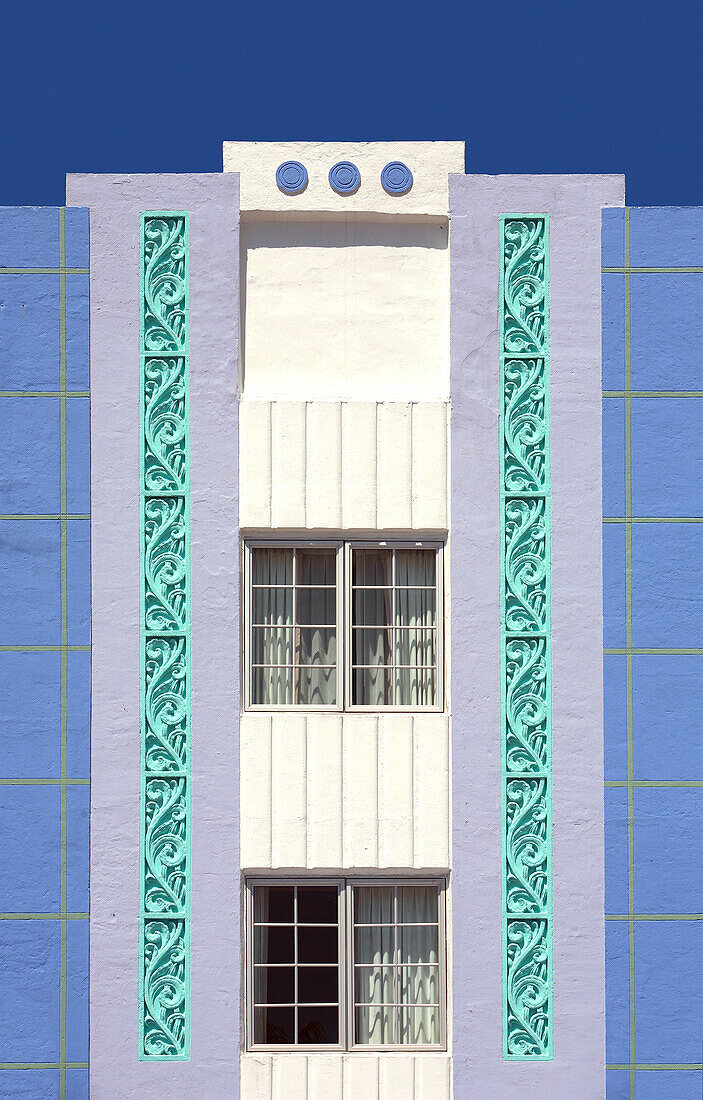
[{"xmin": 293, "ymin": 884, "xmax": 298, "ymax": 1046}]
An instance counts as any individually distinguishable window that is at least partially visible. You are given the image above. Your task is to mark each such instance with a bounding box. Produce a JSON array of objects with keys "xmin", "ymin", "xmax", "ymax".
[
  {"xmin": 245, "ymin": 541, "xmax": 443, "ymax": 710},
  {"xmin": 246, "ymin": 878, "xmax": 446, "ymax": 1051}
]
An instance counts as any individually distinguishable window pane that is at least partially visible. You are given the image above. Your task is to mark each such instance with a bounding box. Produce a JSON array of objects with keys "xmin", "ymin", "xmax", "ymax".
[
  {"xmin": 354, "ymin": 885, "xmax": 394, "ymax": 924},
  {"xmin": 298, "ymin": 1006, "xmax": 338, "ymax": 1044},
  {"xmin": 355, "ymin": 964, "xmax": 395, "ymax": 1006},
  {"xmin": 252, "ymin": 666, "xmax": 293, "ymax": 706},
  {"xmin": 254, "ymin": 885, "xmax": 294, "ymax": 924},
  {"xmin": 394, "ymin": 628, "xmax": 436, "ymax": 668},
  {"xmin": 352, "ymin": 666, "xmax": 392, "ymax": 706},
  {"xmin": 399, "ymin": 1006, "xmax": 440, "ymax": 1045},
  {"xmin": 353, "ymin": 627, "xmax": 391, "ymax": 666},
  {"xmin": 297, "ymin": 549, "xmax": 336, "ymax": 586},
  {"xmin": 254, "ymin": 966, "xmax": 295, "ymax": 1005},
  {"xmin": 395, "ymin": 549, "xmax": 436, "ymax": 586},
  {"xmin": 252, "ymin": 626, "xmax": 293, "ymax": 666},
  {"xmin": 252, "ymin": 548, "xmax": 293, "ymax": 585},
  {"xmin": 297, "ymin": 885, "xmax": 338, "ymax": 924},
  {"xmin": 298, "ymin": 925, "xmax": 338, "ymax": 964},
  {"xmin": 254, "ymin": 925, "xmax": 294, "ymax": 965},
  {"xmin": 397, "ymin": 964, "xmax": 440, "ymax": 1006},
  {"xmin": 296, "ymin": 627, "xmax": 336, "ymax": 666},
  {"xmin": 254, "ymin": 1006, "xmax": 294, "ymax": 1044},
  {"xmin": 395, "ymin": 588, "xmax": 436, "ymax": 628},
  {"xmin": 353, "ymin": 549, "xmax": 392, "ymax": 586},
  {"xmin": 394, "ymin": 667, "xmax": 436, "ymax": 707},
  {"xmin": 354, "ymin": 924, "xmax": 395, "ymax": 966},
  {"xmin": 399, "ymin": 925, "xmax": 439, "ymax": 966},
  {"xmin": 298, "ymin": 965, "xmax": 338, "ymax": 1005},
  {"xmin": 356, "ymin": 1004, "xmax": 395, "ymax": 1045},
  {"xmin": 296, "ymin": 666, "xmax": 336, "ymax": 706},
  {"xmin": 296, "ymin": 587, "xmax": 336, "ymax": 626},
  {"xmin": 352, "ymin": 587, "xmax": 392, "ymax": 628},
  {"xmin": 397, "ymin": 885, "xmax": 438, "ymax": 924},
  {"xmin": 252, "ymin": 587, "xmax": 292, "ymax": 626}
]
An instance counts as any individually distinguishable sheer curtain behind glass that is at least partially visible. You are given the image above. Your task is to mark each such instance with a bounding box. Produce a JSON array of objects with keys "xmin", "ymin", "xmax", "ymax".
[
  {"xmin": 352, "ymin": 548, "xmax": 437, "ymax": 707},
  {"xmin": 251, "ymin": 547, "xmax": 337, "ymax": 706},
  {"xmin": 353, "ymin": 884, "xmax": 441, "ymax": 1046}
]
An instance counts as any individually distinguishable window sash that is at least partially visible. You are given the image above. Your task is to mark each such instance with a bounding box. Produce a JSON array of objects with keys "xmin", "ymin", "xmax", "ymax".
[{"xmin": 246, "ymin": 877, "xmax": 447, "ymax": 1052}]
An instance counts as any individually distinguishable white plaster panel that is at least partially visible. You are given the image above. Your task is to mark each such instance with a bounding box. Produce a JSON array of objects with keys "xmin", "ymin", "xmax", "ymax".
[
  {"xmin": 224, "ymin": 140, "xmax": 464, "ymax": 215},
  {"xmin": 240, "ymin": 218, "xmax": 448, "ymax": 401},
  {"xmin": 240, "ymin": 1054, "xmax": 451, "ymax": 1099},
  {"xmin": 240, "ymin": 400, "xmax": 448, "ymax": 531},
  {"xmin": 240, "ymin": 714, "xmax": 451, "ymax": 871}
]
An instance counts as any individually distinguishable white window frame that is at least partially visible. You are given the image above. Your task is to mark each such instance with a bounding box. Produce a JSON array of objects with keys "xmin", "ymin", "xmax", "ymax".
[
  {"xmin": 245, "ymin": 876, "xmax": 447, "ymax": 1053},
  {"xmin": 243, "ymin": 539, "xmax": 444, "ymax": 713},
  {"xmin": 243, "ymin": 539, "xmax": 344, "ymax": 712}
]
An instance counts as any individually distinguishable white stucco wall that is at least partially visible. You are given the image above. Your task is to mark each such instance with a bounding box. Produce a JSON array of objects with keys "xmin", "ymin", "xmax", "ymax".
[
  {"xmin": 241, "ymin": 1053, "xmax": 451, "ymax": 1098},
  {"xmin": 240, "ymin": 218, "xmax": 449, "ymax": 400},
  {"xmin": 240, "ymin": 714, "xmax": 450, "ymax": 870},
  {"xmin": 239, "ymin": 400, "xmax": 448, "ymax": 530}
]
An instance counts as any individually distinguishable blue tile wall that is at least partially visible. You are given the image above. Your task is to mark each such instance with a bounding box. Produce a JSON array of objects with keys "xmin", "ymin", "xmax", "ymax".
[
  {"xmin": 603, "ymin": 208, "xmax": 703, "ymax": 1097},
  {"xmin": 0, "ymin": 208, "xmax": 90, "ymax": 1093}
]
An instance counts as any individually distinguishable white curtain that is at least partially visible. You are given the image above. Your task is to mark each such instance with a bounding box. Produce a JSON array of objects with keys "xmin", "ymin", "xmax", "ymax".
[
  {"xmin": 395, "ymin": 551, "xmax": 436, "ymax": 706},
  {"xmin": 354, "ymin": 885, "xmax": 440, "ymax": 1046}
]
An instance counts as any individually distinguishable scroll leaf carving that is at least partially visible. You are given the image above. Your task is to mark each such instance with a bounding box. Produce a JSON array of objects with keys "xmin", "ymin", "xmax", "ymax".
[
  {"xmin": 144, "ymin": 776, "xmax": 188, "ymax": 915},
  {"xmin": 143, "ymin": 217, "xmax": 187, "ymax": 353},
  {"xmin": 144, "ymin": 496, "xmax": 187, "ymax": 633},
  {"xmin": 143, "ymin": 919, "xmax": 187, "ymax": 1057},
  {"xmin": 144, "ymin": 356, "xmax": 186, "ymax": 492},
  {"xmin": 145, "ymin": 637, "xmax": 188, "ymax": 772},
  {"xmin": 501, "ymin": 216, "xmax": 552, "ymax": 1059},
  {"xmin": 506, "ymin": 919, "xmax": 550, "ymax": 1057}
]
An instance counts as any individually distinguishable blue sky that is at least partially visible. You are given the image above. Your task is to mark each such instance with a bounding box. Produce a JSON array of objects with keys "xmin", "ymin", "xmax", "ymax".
[{"xmin": 1, "ymin": 0, "xmax": 701, "ymax": 206}]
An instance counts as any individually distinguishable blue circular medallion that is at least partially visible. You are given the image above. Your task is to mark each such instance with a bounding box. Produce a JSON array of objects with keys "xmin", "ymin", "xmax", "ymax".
[
  {"xmin": 381, "ymin": 161, "xmax": 413, "ymax": 195},
  {"xmin": 329, "ymin": 161, "xmax": 361, "ymax": 195},
  {"xmin": 276, "ymin": 161, "xmax": 308, "ymax": 195}
]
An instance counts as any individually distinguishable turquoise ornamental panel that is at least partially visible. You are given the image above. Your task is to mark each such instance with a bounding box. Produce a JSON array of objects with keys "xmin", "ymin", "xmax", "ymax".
[
  {"xmin": 500, "ymin": 216, "xmax": 553, "ymax": 1059},
  {"xmin": 139, "ymin": 213, "xmax": 190, "ymax": 1059}
]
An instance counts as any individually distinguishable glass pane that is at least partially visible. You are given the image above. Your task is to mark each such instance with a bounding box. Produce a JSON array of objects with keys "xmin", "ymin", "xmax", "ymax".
[
  {"xmin": 298, "ymin": 925, "xmax": 338, "ymax": 964},
  {"xmin": 352, "ymin": 666, "xmax": 392, "ymax": 706},
  {"xmin": 254, "ymin": 925, "xmax": 294, "ymax": 965},
  {"xmin": 296, "ymin": 666, "xmax": 336, "ymax": 707},
  {"xmin": 394, "ymin": 667, "xmax": 436, "ymax": 707},
  {"xmin": 354, "ymin": 924, "xmax": 395, "ymax": 966},
  {"xmin": 252, "ymin": 587, "xmax": 292, "ymax": 626},
  {"xmin": 254, "ymin": 1005, "xmax": 294, "ymax": 1044},
  {"xmin": 352, "ymin": 587, "xmax": 392, "ymax": 628},
  {"xmin": 394, "ymin": 628, "xmax": 436, "ymax": 668},
  {"xmin": 395, "ymin": 549, "xmax": 436, "ymax": 586},
  {"xmin": 298, "ymin": 1005, "xmax": 338, "ymax": 1044},
  {"xmin": 297, "ymin": 549, "xmax": 336, "ymax": 586},
  {"xmin": 397, "ymin": 885, "xmax": 438, "ymax": 924},
  {"xmin": 352, "ymin": 627, "xmax": 391, "ymax": 666},
  {"xmin": 298, "ymin": 965, "xmax": 338, "ymax": 1005},
  {"xmin": 296, "ymin": 587, "xmax": 336, "ymax": 626},
  {"xmin": 296, "ymin": 627, "xmax": 336, "ymax": 666},
  {"xmin": 354, "ymin": 885, "xmax": 394, "ymax": 924},
  {"xmin": 252, "ymin": 548, "xmax": 293, "ymax": 585},
  {"xmin": 251, "ymin": 666, "xmax": 293, "ymax": 706},
  {"xmin": 399, "ymin": 1006, "xmax": 439, "ymax": 1045},
  {"xmin": 254, "ymin": 885, "xmax": 294, "ymax": 924},
  {"xmin": 353, "ymin": 548, "xmax": 392, "ymax": 586},
  {"xmin": 397, "ymin": 964, "xmax": 440, "ymax": 1006},
  {"xmin": 354, "ymin": 965, "xmax": 395, "ymax": 1006},
  {"xmin": 355, "ymin": 1004, "xmax": 395, "ymax": 1045},
  {"xmin": 297, "ymin": 885, "xmax": 339, "ymax": 924},
  {"xmin": 398, "ymin": 925, "xmax": 439, "ymax": 966},
  {"xmin": 254, "ymin": 966, "xmax": 295, "ymax": 1005},
  {"xmin": 395, "ymin": 588, "xmax": 436, "ymax": 629},
  {"xmin": 252, "ymin": 626, "xmax": 293, "ymax": 665}
]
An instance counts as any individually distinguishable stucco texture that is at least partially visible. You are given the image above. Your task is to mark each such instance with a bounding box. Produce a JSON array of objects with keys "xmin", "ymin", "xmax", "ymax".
[
  {"xmin": 450, "ymin": 174, "xmax": 624, "ymax": 1098},
  {"xmin": 65, "ymin": 174, "xmax": 241, "ymax": 1098}
]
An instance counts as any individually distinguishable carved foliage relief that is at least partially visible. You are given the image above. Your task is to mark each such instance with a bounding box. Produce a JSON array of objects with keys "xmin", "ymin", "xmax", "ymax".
[
  {"xmin": 500, "ymin": 217, "xmax": 552, "ymax": 1059},
  {"xmin": 140, "ymin": 214, "xmax": 190, "ymax": 1059}
]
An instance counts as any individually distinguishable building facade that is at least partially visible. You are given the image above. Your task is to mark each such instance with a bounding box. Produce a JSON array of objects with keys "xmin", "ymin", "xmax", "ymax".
[{"xmin": 0, "ymin": 143, "xmax": 701, "ymax": 1100}]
